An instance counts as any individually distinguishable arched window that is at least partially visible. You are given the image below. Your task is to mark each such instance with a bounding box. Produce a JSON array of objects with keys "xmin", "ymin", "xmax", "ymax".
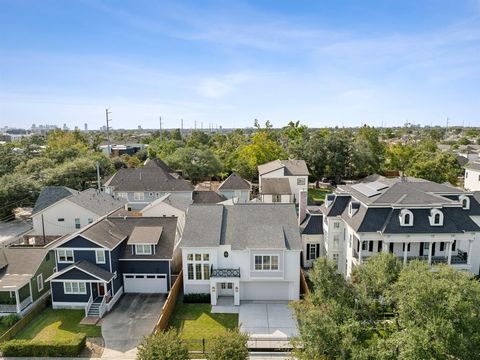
[
  {"xmin": 429, "ymin": 208, "xmax": 444, "ymax": 226},
  {"xmin": 459, "ymin": 195, "xmax": 470, "ymax": 210},
  {"xmin": 399, "ymin": 209, "xmax": 414, "ymax": 226}
]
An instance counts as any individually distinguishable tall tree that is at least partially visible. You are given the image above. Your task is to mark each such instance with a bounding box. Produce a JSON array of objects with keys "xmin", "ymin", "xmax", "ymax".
[
  {"xmin": 166, "ymin": 147, "xmax": 222, "ymax": 183},
  {"xmin": 351, "ymin": 126, "xmax": 386, "ymax": 177}
]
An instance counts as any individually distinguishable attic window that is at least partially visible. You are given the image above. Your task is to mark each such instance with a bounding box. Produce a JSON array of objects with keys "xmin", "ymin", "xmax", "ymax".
[
  {"xmin": 348, "ymin": 202, "xmax": 360, "ymax": 217},
  {"xmin": 429, "ymin": 209, "xmax": 444, "ymax": 226},
  {"xmin": 399, "ymin": 209, "xmax": 414, "ymax": 227},
  {"xmin": 459, "ymin": 195, "xmax": 470, "ymax": 210},
  {"xmin": 325, "ymin": 194, "xmax": 335, "ymax": 208}
]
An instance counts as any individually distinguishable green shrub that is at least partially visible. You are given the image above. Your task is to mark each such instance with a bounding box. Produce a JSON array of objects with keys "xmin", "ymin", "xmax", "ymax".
[
  {"xmin": 137, "ymin": 329, "xmax": 189, "ymax": 360},
  {"xmin": 1, "ymin": 335, "xmax": 86, "ymax": 357},
  {"xmin": 183, "ymin": 293, "xmax": 210, "ymax": 303},
  {"xmin": 1, "ymin": 314, "xmax": 19, "ymax": 327},
  {"xmin": 207, "ymin": 329, "xmax": 249, "ymax": 360}
]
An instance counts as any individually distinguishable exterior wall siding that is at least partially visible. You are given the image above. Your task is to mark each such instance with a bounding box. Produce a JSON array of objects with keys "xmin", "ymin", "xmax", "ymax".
[
  {"xmin": 57, "ymin": 249, "xmax": 111, "ymax": 272},
  {"xmin": 465, "ymin": 169, "xmax": 480, "ymax": 191},
  {"xmin": 121, "ymin": 191, "xmax": 193, "ymax": 210},
  {"xmin": 51, "ymin": 281, "xmax": 91, "ymax": 303},
  {"xmin": 30, "ymin": 250, "xmax": 56, "ymax": 302},
  {"xmin": 120, "ymin": 260, "xmax": 171, "ymax": 289}
]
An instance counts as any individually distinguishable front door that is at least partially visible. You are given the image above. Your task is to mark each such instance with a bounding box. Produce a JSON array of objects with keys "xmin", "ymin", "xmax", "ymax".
[
  {"xmin": 97, "ymin": 283, "xmax": 106, "ymax": 297},
  {"xmin": 219, "ymin": 282, "xmax": 234, "ymax": 296}
]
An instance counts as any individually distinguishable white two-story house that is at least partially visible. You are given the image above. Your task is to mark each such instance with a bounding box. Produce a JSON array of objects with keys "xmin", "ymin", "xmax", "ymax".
[
  {"xmin": 180, "ymin": 203, "xmax": 301, "ymax": 310},
  {"xmin": 320, "ymin": 175, "xmax": 480, "ymax": 278},
  {"xmin": 258, "ymin": 160, "xmax": 309, "ymax": 204},
  {"xmin": 464, "ymin": 161, "xmax": 480, "ymax": 191}
]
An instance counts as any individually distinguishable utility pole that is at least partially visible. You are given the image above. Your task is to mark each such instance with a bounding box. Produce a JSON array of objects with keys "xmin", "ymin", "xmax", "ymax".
[
  {"xmin": 159, "ymin": 116, "xmax": 163, "ymax": 142},
  {"xmin": 41, "ymin": 213, "xmax": 46, "ymax": 245},
  {"xmin": 181, "ymin": 118, "xmax": 184, "ymax": 134},
  {"xmin": 446, "ymin": 117, "xmax": 449, "ymax": 139},
  {"xmin": 194, "ymin": 120, "xmax": 197, "ymax": 130},
  {"xmin": 105, "ymin": 108, "xmax": 112, "ymax": 156},
  {"xmin": 96, "ymin": 161, "xmax": 101, "ymax": 190},
  {"xmin": 201, "ymin": 122, "xmax": 203, "ymax": 130}
]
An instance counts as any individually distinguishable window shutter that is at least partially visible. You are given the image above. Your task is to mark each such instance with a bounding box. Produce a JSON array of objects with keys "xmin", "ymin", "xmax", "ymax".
[
  {"xmin": 378, "ymin": 241, "xmax": 382, "ymax": 252},
  {"xmin": 306, "ymin": 244, "xmax": 310, "ymax": 260},
  {"xmin": 452, "ymin": 240, "xmax": 456, "ymax": 251},
  {"xmin": 316, "ymin": 244, "xmax": 320, "ymax": 258},
  {"xmin": 368, "ymin": 241, "xmax": 373, "ymax": 252}
]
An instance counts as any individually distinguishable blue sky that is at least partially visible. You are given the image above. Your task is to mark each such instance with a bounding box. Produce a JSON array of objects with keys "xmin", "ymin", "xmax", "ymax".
[{"xmin": 0, "ymin": 0, "xmax": 479, "ymax": 129}]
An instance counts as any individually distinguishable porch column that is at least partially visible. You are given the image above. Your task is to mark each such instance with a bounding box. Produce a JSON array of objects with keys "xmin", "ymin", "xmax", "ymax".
[
  {"xmin": 447, "ymin": 242, "xmax": 452, "ymax": 265},
  {"xmin": 210, "ymin": 282, "xmax": 217, "ymax": 306},
  {"xmin": 15, "ymin": 290, "xmax": 20, "ymax": 314},
  {"xmin": 358, "ymin": 241, "xmax": 363, "ymax": 263},
  {"xmin": 428, "ymin": 242, "xmax": 433, "ymax": 265},
  {"xmin": 382, "ymin": 241, "xmax": 388, "ymax": 253},
  {"xmin": 233, "ymin": 279, "xmax": 240, "ymax": 306},
  {"xmin": 468, "ymin": 240, "xmax": 473, "ymax": 265},
  {"xmin": 403, "ymin": 242, "xmax": 409, "ymax": 266}
]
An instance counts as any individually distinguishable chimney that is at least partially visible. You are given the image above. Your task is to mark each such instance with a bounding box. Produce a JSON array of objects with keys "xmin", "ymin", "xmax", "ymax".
[{"xmin": 298, "ymin": 189, "xmax": 308, "ymax": 225}]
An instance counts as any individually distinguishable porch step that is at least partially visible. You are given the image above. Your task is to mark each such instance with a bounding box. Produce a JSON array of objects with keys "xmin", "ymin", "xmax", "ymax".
[
  {"xmin": 211, "ymin": 305, "xmax": 239, "ymax": 314},
  {"xmin": 87, "ymin": 303, "xmax": 101, "ymax": 317}
]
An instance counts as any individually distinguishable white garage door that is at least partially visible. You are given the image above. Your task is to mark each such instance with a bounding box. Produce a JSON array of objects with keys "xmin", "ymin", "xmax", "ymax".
[
  {"xmin": 123, "ymin": 274, "xmax": 168, "ymax": 293},
  {"xmin": 241, "ymin": 282, "xmax": 292, "ymax": 301}
]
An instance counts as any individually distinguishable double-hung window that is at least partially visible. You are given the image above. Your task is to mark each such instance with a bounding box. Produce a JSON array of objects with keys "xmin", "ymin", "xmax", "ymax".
[
  {"xmin": 95, "ymin": 250, "xmax": 106, "ymax": 264},
  {"xmin": 309, "ymin": 244, "xmax": 317, "ymax": 260},
  {"xmin": 64, "ymin": 282, "xmax": 86, "ymax": 295},
  {"xmin": 57, "ymin": 249, "xmax": 74, "ymax": 263},
  {"xmin": 74, "ymin": 218, "xmax": 81, "ymax": 229},
  {"xmin": 254, "ymin": 255, "xmax": 279, "ymax": 271},
  {"xmin": 186, "ymin": 253, "xmax": 210, "ymax": 281},
  {"xmin": 134, "ymin": 192, "xmax": 144, "ymax": 201},
  {"xmin": 37, "ymin": 274, "xmax": 44, "ymax": 292},
  {"xmin": 135, "ymin": 245, "xmax": 152, "ymax": 255}
]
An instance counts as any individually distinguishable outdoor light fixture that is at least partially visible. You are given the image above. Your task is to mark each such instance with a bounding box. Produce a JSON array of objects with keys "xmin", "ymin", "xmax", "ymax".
[{"xmin": 224, "ymin": 251, "xmax": 229, "ymax": 258}]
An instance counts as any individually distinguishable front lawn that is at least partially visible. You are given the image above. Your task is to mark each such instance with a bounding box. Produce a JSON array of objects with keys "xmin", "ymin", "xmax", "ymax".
[
  {"xmin": 169, "ymin": 302, "xmax": 238, "ymax": 351},
  {"xmin": 15, "ymin": 309, "xmax": 101, "ymax": 341},
  {"xmin": 0, "ymin": 323, "xmax": 10, "ymax": 338},
  {"xmin": 308, "ymin": 188, "xmax": 330, "ymax": 204}
]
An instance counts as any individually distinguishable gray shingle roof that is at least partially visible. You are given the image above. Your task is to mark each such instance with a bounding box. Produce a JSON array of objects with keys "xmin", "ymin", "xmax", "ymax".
[
  {"xmin": 466, "ymin": 161, "xmax": 480, "ymax": 171},
  {"xmin": 103, "ymin": 167, "xmax": 194, "ymax": 192},
  {"xmin": 75, "ymin": 260, "xmax": 115, "ymax": 281},
  {"xmin": 68, "ymin": 189, "xmax": 126, "ymax": 215},
  {"xmin": 0, "ymin": 247, "xmax": 50, "ymax": 289},
  {"xmin": 193, "ymin": 191, "xmax": 227, "ymax": 204},
  {"xmin": 181, "ymin": 204, "xmax": 301, "ymax": 250},
  {"xmin": 258, "ymin": 159, "xmax": 309, "ymax": 176},
  {"xmin": 218, "ymin": 172, "xmax": 251, "ymax": 191},
  {"xmin": 127, "ymin": 226, "xmax": 163, "ymax": 245},
  {"xmin": 301, "ymin": 214, "xmax": 323, "ymax": 235},
  {"xmin": 144, "ymin": 158, "xmax": 181, "ymax": 178},
  {"xmin": 32, "ymin": 186, "xmax": 78, "ymax": 214},
  {"xmin": 261, "ymin": 178, "xmax": 291, "ymax": 195}
]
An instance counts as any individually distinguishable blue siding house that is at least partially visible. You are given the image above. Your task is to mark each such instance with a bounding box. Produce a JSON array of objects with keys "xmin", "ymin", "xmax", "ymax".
[{"xmin": 48, "ymin": 214, "xmax": 179, "ymax": 318}]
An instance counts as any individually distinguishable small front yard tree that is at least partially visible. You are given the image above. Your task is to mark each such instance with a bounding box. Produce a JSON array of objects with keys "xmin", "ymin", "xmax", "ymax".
[
  {"xmin": 137, "ymin": 329, "xmax": 189, "ymax": 360},
  {"xmin": 207, "ymin": 329, "xmax": 249, "ymax": 360}
]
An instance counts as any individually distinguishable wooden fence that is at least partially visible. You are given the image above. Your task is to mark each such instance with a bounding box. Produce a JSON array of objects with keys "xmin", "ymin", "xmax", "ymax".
[
  {"xmin": 154, "ymin": 270, "xmax": 183, "ymax": 333},
  {"xmin": 300, "ymin": 269, "xmax": 310, "ymax": 296},
  {"xmin": 0, "ymin": 295, "xmax": 49, "ymax": 343}
]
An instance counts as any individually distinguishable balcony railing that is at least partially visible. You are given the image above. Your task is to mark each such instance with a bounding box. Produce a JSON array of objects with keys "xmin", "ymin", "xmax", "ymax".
[{"xmin": 210, "ymin": 267, "xmax": 240, "ymax": 278}]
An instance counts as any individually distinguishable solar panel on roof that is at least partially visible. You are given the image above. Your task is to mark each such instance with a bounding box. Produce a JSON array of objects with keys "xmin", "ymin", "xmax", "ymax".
[
  {"xmin": 351, "ymin": 183, "xmax": 381, "ymax": 197},
  {"xmin": 368, "ymin": 181, "xmax": 389, "ymax": 191}
]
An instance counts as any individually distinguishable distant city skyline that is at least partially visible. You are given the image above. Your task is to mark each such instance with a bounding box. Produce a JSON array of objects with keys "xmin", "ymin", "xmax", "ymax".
[{"xmin": 1, "ymin": 1, "xmax": 479, "ymax": 129}]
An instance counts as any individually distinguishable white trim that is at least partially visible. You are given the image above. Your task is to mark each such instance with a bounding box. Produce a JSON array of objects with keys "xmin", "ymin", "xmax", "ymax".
[
  {"xmin": 429, "ymin": 209, "xmax": 444, "ymax": 226},
  {"xmin": 106, "ymin": 286, "xmax": 123, "ymax": 311},
  {"xmin": 253, "ymin": 254, "xmax": 280, "ymax": 271},
  {"xmin": 56, "ymin": 249, "xmax": 74, "ymax": 264},
  {"xmin": 95, "ymin": 250, "xmax": 106, "ymax": 264},
  {"xmin": 63, "ymin": 281, "xmax": 87, "ymax": 295},
  {"xmin": 399, "ymin": 209, "xmax": 414, "ymax": 227},
  {"xmin": 52, "ymin": 301, "xmax": 88, "ymax": 309},
  {"xmin": 47, "ymin": 264, "xmax": 113, "ymax": 283},
  {"xmin": 37, "ymin": 274, "xmax": 44, "ymax": 292},
  {"xmin": 135, "ymin": 244, "xmax": 153, "ymax": 255},
  {"xmin": 119, "ymin": 258, "xmax": 173, "ymax": 261}
]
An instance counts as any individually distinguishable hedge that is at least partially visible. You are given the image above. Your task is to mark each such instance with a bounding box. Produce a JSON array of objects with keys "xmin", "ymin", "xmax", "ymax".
[
  {"xmin": 1, "ymin": 334, "xmax": 86, "ymax": 357},
  {"xmin": 183, "ymin": 293, "xmax": 211, "ymax": 303}
]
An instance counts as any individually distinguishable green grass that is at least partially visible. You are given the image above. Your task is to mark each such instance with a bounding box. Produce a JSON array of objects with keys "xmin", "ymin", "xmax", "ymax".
[
  {"xmin": 169, "ymin": 302, "xmax": 238, "ymax": 351},
  {"xmin": 308, "ymin": 188, "xmax": 330, "ymax": 204},
  {"xmin": 0, "ymin": 323, "xmax": 10, "ymax": 337},
  {"xmin": 15, "ymin": 309, "xmax": 101, "ymax": 341}
]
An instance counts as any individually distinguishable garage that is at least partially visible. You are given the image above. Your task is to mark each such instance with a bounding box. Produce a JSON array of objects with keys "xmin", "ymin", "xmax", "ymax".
[
  {"xmin": 241, "ymin": 281, "xmax": 293, "ymax": 301},
  {"xmin": 123, "ymin": 273, "xmax": 168, "ymax": 293}
]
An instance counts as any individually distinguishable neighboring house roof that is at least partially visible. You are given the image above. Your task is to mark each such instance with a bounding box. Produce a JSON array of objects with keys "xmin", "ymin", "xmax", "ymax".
[
  {"xmin": 465, "ymin": 161, "xmax": 480, "ymax": 171},
  {"xmin": 144, "ymin": 158, "xmax": 181, "ymax": 178},
  {"xmin": 261, "ymin": 178, "xmax": 292, "ymax": 195},
  {"xmin": 218, "ymin": 172, "xmax": 251, "ymax": 191},
  {"xmin": 181, "ymin": 204, "xmax": 302, "ymax": 250},
  {"xmin": 103, "ymin": 167, "xmax": 194, "ymax": 192},
  {"xmin": 127, "ymin": 226, "xmax": 163, "ymax": 245},
  {"xmin": 0, "ymin": 247, "xmax": 50, "ymax": 290},
  {"xmin": 67, "ymin": 189, "xmax": 127, "ymax": 215},
  {"xmin": 32, "ymin": 186, "xmax": 78, "ymax": 214},
  {"xmin": 258, "ymin": 159, "xmax": 309, "ymax": 176},
  {"xmin": 301, "ymin": 214, "xmax": 323, "ymax": 235},
  {"xmin": 141, "ymin": 193, "xmax": 192, "ymax": 213},
  {"xmin": 193, "ymin": 191, "xmax": 227, "ymax": 204}
]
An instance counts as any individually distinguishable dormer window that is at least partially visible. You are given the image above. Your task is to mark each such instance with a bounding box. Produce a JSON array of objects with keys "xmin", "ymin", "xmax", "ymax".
[
  {"xmin": 399, "ymin": 209, "xmax": 414, "ymax": 227},
  {"xmin": 326, "ymin": 194, "xmax": 335, "ymax": 208},
  {"xmin": 348, "ymin": 201, "xmax": 360, "ymax": 217},
  {"xmin": 459, "ymin": 195, "xmax": 470, "ymax": 210},
  {"xmin": 429, "ymin": 209, "xmax": 444, "ymax": 226},
  {"xmin": 135, "ymin": 244, "xmax": 152, "ymax": 255}
]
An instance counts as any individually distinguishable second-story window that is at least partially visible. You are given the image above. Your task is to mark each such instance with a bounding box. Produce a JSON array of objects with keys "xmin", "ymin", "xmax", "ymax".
[
  {"xmin": 254, "ymin": 255, "xmax": 279, "ymax": 271},
  {"xmin": 134, "ymin": 192, "xmax": 144, "ymax": 201},
  {"xmin": 186, "ymin": 253, "xmax": 210, "ymax": 280},
  {"xmin": 333, "ymin": 222, "xmax": 340, "ymax": 229},
  {"xmin": 57, "ymin": 249, "xmax": 74, "ymax": 263},
  {"xmin": 135, "ymin": 245, "xmax": 152, "ymax": 255},
  {"xmin": 74, "ymin": 218, "xmax": 81, "ymax": 229},
  {"xmin": 95, "ymin": 250, "xmax": 106, "ymax": 264}
]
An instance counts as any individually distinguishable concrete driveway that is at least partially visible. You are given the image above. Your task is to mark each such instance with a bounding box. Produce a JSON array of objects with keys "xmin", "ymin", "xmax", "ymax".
[
  {"xmin": 0, "ymin": 220, "xmax": 32, "ymax": 245},
  {"xmin": 239, "ymin": 302, "xmax": 298, "ymax": 349},
  {"xmin": 101, "ymin": 293, "xmax": 166, "ymax": 359}
]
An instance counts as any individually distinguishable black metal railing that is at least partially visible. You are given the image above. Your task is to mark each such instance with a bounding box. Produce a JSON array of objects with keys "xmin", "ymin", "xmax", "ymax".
[{"xmin": 210, "ymin": 267, "xmax": 240, "ymax": 278}]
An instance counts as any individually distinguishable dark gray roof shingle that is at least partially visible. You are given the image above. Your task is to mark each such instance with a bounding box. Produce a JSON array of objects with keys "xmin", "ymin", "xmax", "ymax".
[
  {"xmin": 32, "ymin": 186, "xmax": 78, "ymax": 214},
  {"xmin": 218, "ymin": 172, "xmax": 251, "ymax": 191},
  {"xmin": 261, "ymin": 178, "xmax": 291, "ymax": 195},
  {"xmin": 301, "ymin": 214, "xmax": 323, "ymax": 235},
  {"xmin": 193, "ymin": 191, "xmax": 227, "ymax": 204}
]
